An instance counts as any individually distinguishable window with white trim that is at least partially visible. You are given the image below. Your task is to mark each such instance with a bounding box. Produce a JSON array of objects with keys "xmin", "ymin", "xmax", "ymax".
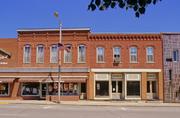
[
  {"xmin": 64, "ymin": 44, "xmax": 72, "ymax": 63},
  {"xmin": 36, "ymin": 44, "xmax": 44, "ymax": 63},
  {"xmin": 0, "ymin": 83, "xmax": 9, "ymax": 96},
  {"xmin": 146, "ymin": 47, "xmax": 154, "ymax": 63},
  {"xmin": 173, "ymin": 50, "xmax": 179, "ymax": 62},
  {"xmin": 97, "ymin": 47, "xmax": 105, "ymax": 63},
  {"xmin": 78, "ymin": 45, "xmax": 86, "ymax": 63},
  {"xmin": 50, "ymin": 44, "xmax": 58, "ymax": 63},
  {"xmin": 130, "ymin": 47, "xmax": 137, "ymax": 63},
  {"xmin": 23, "ymin": 44, "xmax": 31, "ymax": 64},
  {"xmin": 113, "ymin": 47, "xmax": 121, "ymax": 62}
]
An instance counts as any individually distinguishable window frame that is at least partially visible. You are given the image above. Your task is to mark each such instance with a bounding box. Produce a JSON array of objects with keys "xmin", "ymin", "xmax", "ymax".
[
  {"xmin": 64, "ymin": 44, "xmax": 72, "ymax": 63},
  {"xmin": 0, "ymin": 83, "xmax": 10, "ymax": 96},
  {"xmin": 50, "ymin": 44, "xmax": 58, "ymax": 64},
  {"xmin": 146, "ymin": 47, "xmax": 154, "ymax": 63},
  {"xmin": 36, "ymin": 44, "xmax": 44, "ymax": 64},
  {"xmin": 96, "ymin": 47, "xmax": 105, "ymax": 63},
  {"xmin": 173, "ymin": 50, "xmax": 179, "ymax": 62},
  {"xmin": 77, "ymin": 44, "xmax": 86, "ymax": 63},
  {"xmin": 129, "ymin": 47, "xmax": 138, "ymax": 63},
  {"xmin": 21, "ymin": 83, "xmax": 40, "ymax": 96},
  {"xmin": 23, "ymin": 44, "xmax": 31, "ymax": 64},
  {"xmin": 113, "ymin": 47, "xmax": 121, "ymax": 63}
]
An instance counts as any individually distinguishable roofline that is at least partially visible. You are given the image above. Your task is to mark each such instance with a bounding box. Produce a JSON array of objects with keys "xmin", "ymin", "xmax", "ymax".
[
  {"xmin": 161, "ymin": 32, "xmax": 180, "ymax": 35},
  {"xmin": 17, "ymin": 28, "xmax": 90, "ymax": 32}
]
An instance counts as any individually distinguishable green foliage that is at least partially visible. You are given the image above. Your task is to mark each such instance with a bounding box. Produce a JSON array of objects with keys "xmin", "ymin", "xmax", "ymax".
[{"xmin": 88, "ymin": 0, "xmax": 162, "ymax": 17}]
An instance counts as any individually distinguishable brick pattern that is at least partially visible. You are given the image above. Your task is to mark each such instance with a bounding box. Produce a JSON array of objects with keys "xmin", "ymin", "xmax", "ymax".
[{"xmin": 163, "ymin": 34, "xmax": 180, "ymax": 102}]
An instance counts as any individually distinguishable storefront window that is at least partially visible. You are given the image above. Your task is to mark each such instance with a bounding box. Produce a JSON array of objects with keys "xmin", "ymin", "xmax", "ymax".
[
  {"xmin": 22, "ymin": 83, "xmax": 39, "ymax": 96},
  {"xmin": 96, "ymin": 81, "xmax": 109, "ymax": 96},
  {"xmin": 0, "ymin": 83, "xmax": 9, "ymax": 96},
  {"xmin": 127, "ymin": 81, "xmax": 140, "ymax": 96},
  {"xmin": 62, "ymin": 83, "xmax": 78, "ymax": 95}
]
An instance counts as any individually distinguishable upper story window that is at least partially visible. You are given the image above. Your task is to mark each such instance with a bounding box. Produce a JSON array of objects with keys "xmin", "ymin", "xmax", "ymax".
[
  {"xmin": 36, "ymin": 44, "xmax": 44, "ymax": 63},
  {"xmin": 146, "ymin": 47, "xmax": 154, "ymax": 63},
  {"xmin": 173, "ymin": 50, "xmax": 179, "ymax": 62},
  {"xmin": 23, "ymin": 44, "xmax": 31, "ymax": 64},
  {"xmin": 130, "ymin": 47, "xmax": 137, "ymax": 63},
  {"xmin": 113, "ymin": 47, "xmax": 121, "ymax": 63},
  {"xmin": 97, "ymin": 47, "xmax": 105, "ymax": 63},
  {"xmin": 64, "ymin": 44, "xmax": 72, "ymax": 63},
  {"xmin": 78, "ymin": 45, "xmax": 86, "ymax": 63},
  {"xmin": 50, "ymin": 44, "xmax": 58, "ymax": 63}
]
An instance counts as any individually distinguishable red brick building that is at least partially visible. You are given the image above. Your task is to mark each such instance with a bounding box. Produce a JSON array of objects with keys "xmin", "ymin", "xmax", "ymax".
[{"xmin": 0, "ymin": 28, "xmax": 163, "ymax": 101}]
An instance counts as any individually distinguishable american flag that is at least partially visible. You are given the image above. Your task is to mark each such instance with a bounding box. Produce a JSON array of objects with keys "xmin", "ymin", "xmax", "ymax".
[{"xmin": 57, "ymin": 43, "xmax": 71, "ymax": 52}]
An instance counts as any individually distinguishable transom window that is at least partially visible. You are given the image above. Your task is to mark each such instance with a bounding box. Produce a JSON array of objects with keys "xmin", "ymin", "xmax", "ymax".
[
  {"xmin": 113, "ymin": 47, "xmax": 121, "ymax": 62},
  {"xmin": 64, "ymin": 44, "xmax": 72, "ymax": 63},
  {"xmin": 23, "ymin": 44, "xmax": 31, "ymax": 64},
  {"xmin": 36, "ymin": 44, "xmax": 44, "ymax": 63},
  {"xmin": 97, "ymin": 47, "xmax": 105, "ymax": 63},
  {"xmin": 50, "ymin": 44, "xmax": 58, "ymax": 63},
  {"xmin": 78, "ymin": 45, "xmax": 86, "ymax": 63},
  {"xmin": 130, "ymin": 47, "xmax": 137, "ymax": 63},
  {"xmin": 173, "ymin": 50, "xmax": 179, "ymax": 62},
  {"xmin": 146, "ymin": 47, "xmax": 154, "ymax": 63}
]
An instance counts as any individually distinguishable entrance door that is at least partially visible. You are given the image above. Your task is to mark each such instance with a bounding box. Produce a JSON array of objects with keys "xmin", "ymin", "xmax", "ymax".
[
  {"xmin": 112, "ymin": 81, "xmax": 123, "ymax": 100},
  {"xmin": 40, "ymin": 83, "xmax": 48, "ymax": 99},
  {"xmin": 147, "ymin": 81, "xmax": 157, "ymax": 100}
]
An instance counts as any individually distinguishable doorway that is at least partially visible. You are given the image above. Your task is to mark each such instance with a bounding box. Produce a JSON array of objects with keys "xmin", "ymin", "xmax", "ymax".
[{"xmin": 147, "ymin": 80, "xmax": 157, "ymax": 100}]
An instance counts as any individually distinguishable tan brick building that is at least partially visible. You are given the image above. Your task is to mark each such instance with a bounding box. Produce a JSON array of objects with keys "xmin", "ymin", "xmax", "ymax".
[{"xmin": 0, "ymin": 28, "xmax": 163, "ymax": 101}]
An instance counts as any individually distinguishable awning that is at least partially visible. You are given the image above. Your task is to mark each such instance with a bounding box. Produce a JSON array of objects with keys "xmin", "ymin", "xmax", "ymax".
[
  {"xmin": 0, "ymin": 78, "xmax": 15, "ymax": 83},
  {"xmin": 19, "ymin": 78, "xmax": 45, "ymax": 82},
  {"xmin": 42, "ymin": 77, "xmax": 87, "ymax": 83}
]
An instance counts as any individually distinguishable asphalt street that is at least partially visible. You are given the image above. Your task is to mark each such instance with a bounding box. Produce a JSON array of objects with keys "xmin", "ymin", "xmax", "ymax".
[{"xmin": 0, "ymin": 104, "xmax": 180, "ymax": 118}]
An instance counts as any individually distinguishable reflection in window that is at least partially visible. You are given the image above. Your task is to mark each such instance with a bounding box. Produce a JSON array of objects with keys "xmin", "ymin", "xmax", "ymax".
[
  {"xmin": 64, "ymin": 45, "xmax": 72, "ymax": 63},
  {"xmin": 78, "ymin": 45, "xmax": 86, "ymax": 63},
  {"xmin": 146, "ymin": 47, "xmax": 154, "ymax": 62},
  {"xmin": 23, "ymin": 44, "xmax": 31, "ymax": 63},
  {"xmin": 22, "ymin": 83, "xmax": 39, "ymax": 96},
  {"xmin": 113, "ymin": 47, "xmax": 121, "ymax": 62},
  {"xmin": 36, "ymin": 45, "xmax": 44, "ymax": 63},
  {"xmin": 97, "ymin": 47, "xmax": 105, "ymax": 63},
  {"xmin": 173, "ymin": 50, "xmax": 179, "ymax": 62},
  {"xmin": 130, "ymin": 47, "xmax": 137, "ymax": 63},
  {"xmin": 50, "ymin": 44, "xmax": 58, "ymax": 63},
  {"xmin": 0, "ymin": 83, "xmax": 9, "ymax": 96}
]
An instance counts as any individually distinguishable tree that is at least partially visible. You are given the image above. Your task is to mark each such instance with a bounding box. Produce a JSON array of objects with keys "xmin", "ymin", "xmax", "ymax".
[{"xmin": 88, "ymin": 0, "xmax": 162, "ymax": 17}]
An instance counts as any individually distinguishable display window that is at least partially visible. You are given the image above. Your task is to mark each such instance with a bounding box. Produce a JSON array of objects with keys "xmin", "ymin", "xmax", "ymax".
[
  {"xmin": 0, "ymin": 83, "xmax": 9, "ymax": 96},
  {"xmin": 21, "ymin": 83, "xmax": 39, "ymax": 96}
]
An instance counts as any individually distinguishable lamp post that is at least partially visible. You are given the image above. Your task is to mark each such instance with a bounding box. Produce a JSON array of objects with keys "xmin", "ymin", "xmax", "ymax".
[{"xmin": 54, "ymin": 11, "xmax": 62, "ymax": 103}]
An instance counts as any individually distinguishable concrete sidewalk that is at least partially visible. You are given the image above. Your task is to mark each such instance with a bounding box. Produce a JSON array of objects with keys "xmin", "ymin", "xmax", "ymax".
[{"xmin": 0, "ymin": 100, "xmax": 180, "ymax": 107}]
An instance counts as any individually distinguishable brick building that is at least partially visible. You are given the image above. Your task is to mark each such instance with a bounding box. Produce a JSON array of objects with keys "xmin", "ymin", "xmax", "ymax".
[
  {"xmin": 162, "ymin": 33, "xmax": 180, "ymax": 102},
  {"xmin": 0, "ymin": 28, "xmax": 164, "ymax": 101}
]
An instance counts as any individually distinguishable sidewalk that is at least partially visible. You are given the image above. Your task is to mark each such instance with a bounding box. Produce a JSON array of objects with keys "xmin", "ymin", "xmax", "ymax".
[{"xmin": 0, "ymin": 100, "xmax": 180, "ymax": 107}]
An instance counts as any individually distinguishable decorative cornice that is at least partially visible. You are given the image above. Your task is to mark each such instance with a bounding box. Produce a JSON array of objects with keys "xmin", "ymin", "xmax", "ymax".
[{"xmin": 89, "ymin": 34, "xmax": 161, "ymax": 41}]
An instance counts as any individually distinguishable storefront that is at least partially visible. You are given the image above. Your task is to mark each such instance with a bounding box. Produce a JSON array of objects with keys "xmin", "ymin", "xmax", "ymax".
[
  {"xmin": 92, "ymin": 70, "xmax": 162, "ymax": 101},
  {"xmin": 0, "ymin": 78, "xmax": 14, "ymax": 98}
]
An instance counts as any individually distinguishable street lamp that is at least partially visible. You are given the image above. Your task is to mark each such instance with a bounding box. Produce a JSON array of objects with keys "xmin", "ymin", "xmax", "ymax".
[{"xmin": 54, "ymin": 11, "xmax": 62, "ymax": 103}]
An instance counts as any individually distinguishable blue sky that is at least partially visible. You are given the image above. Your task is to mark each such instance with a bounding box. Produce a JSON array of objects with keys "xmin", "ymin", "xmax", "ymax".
[{"xmin": 0, "ymin": 0, "xmax": 180, "ymax": 38}]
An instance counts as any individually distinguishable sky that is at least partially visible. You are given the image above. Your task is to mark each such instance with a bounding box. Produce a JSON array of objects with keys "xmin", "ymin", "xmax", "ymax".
[{"xmin": 0, "ymin": 0, "xmax": 180, "ymax": 38}]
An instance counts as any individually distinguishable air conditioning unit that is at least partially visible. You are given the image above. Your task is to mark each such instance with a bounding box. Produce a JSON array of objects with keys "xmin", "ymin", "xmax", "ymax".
[{"xmin": 113, "ymin": 58, "xmax": 120, "ymax": 63}]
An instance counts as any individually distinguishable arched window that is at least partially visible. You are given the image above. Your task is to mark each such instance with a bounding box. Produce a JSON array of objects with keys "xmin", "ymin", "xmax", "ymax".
[
  {"xmin": 23, "ymin": 44, "xmax": 31, "ymax": 63},
  {"xmin": 130, "ymin": 47, "xmax": 137, "ymax": 63},
  {"xmin": 146, "ymin": 47, "xmax": 154, "ymax": 63},
  {"xmin": 36, "ymin": 44, "xmax": 44, "ymax": 63},
  {"xmin": 64, "ymin": 44, "xmax": 72, "ymax": 63},
  {"xmin": 78, "ymin": 45, "xmax": 86, "ymax": 63},
  {"xmin": 50, "ymin": 44, "xmax": 58, "ymax": 63}
]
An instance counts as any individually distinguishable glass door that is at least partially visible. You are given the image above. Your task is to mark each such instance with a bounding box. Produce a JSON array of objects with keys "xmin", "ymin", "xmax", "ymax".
[
  {"xmin": 40, "ymin": 83, "xmax": 48, "ymax": 99},
  {"xmin": 147, "ymin": 80, "xmax": 157, "ymax": 100},
  {"xmin": 112, "ymin": 81, "xmax": 123, "ymax": 100}
]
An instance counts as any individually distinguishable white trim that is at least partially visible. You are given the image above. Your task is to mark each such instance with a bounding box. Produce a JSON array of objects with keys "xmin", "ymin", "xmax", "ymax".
[
  {"xmin": 77, "ymin": 45, "xmax": 86, "ymax": 63},
  {"xmin": 113, "ymin": 47, "xmax": 121, "ymax": 62},
  {"xmin": 50, "ymin": 44, "xmax": 58, "ymax": 64},
  {"xmin": 91, "ymin": 68, "xmax": 161, "ymax": 72},
  {"xmin": 130, "ymin": 47, "xmax": 138, "ymax": 63},
  {"xmin": 23, "ymin": 44, "xmax": 31, "ymax": 64},
  {"xmin": 0, "ymin": 76, "xmax": 88, "ymax": 78},
  {"xmin": 96, "ymin": 47, "xmax": 105, "ymax": 63},
  {"xmin": 17, "ymin": 28, "xmax": 90, "ymax": 32},
  {"xmin": 36, "ymin": 44, "xmax": 44, "ymax": 64}
]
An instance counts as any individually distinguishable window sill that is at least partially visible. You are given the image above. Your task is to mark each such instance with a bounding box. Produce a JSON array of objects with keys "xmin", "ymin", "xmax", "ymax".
[
  {"xmin": 97, "ymin": 62, "xmax": 105, "ymax": 64},
  {"xmin": 130, "ymin": 62, "xmax": 138, "ymax": 64}
]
